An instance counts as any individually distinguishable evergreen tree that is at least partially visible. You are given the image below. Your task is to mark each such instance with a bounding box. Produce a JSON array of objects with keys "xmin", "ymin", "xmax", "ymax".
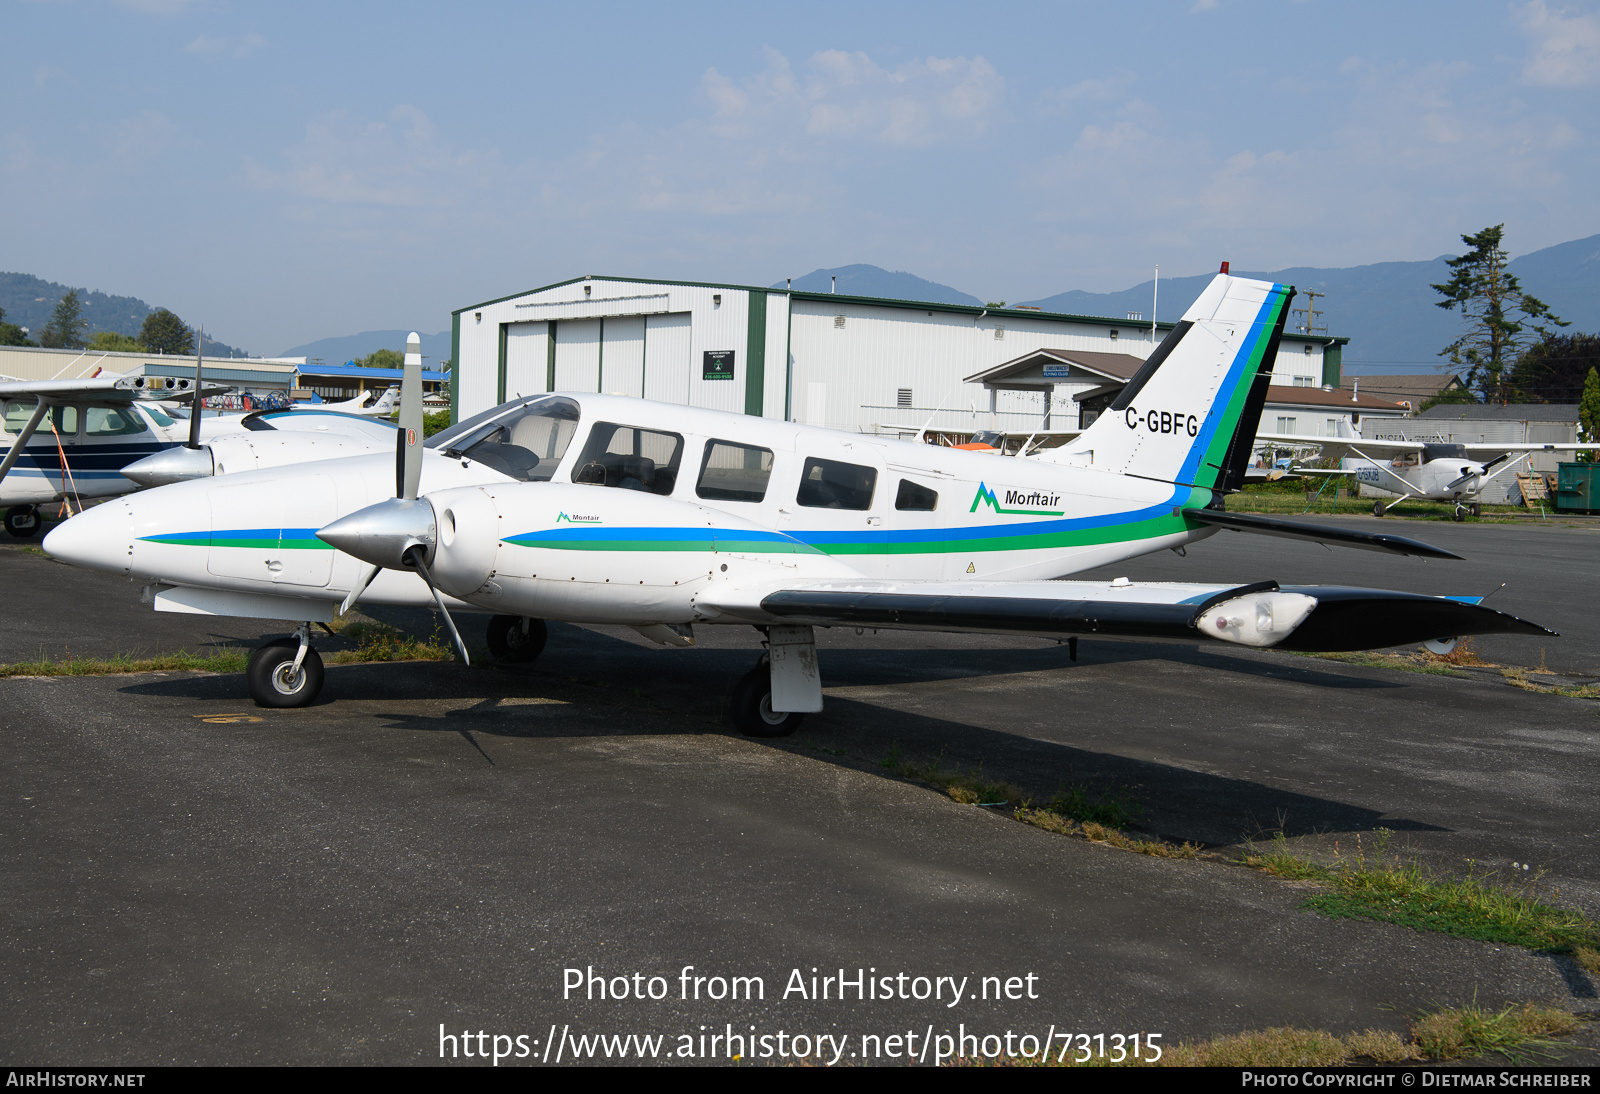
[
  {"xmin": 1580, "ymin": 367, "xmax": 1600, "ymax": 463},
  {"xmin": 40, "ymin": 290, "xmax": 87, "ymax": 349},
  {"xmin": 139, "ymin": 308, "xmax": 194, "ymax": 355},
  {"xmin": 1509, "ymin": 332, "xmax": 1600, "ymax": 403},
  {"xmin": 1432, "ymin": 224, "xmax": 1567, "ymax": 404},
  {"xmin": 356, "ymin": 348, "xmax": 404, "ymax": 369}
]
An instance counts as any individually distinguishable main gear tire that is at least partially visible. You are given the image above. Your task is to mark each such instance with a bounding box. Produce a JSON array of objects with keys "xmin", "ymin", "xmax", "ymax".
[
  {"xmin": 247, "ymin": 637, "xmax": 324, "ymax": 708},
  {"xmin": 486, "ymin": 615, "xmax": 548, "ymax": 663},
  {"xmin": 730, "ymin": 662, "xmax": 804, "ymax": 738}
]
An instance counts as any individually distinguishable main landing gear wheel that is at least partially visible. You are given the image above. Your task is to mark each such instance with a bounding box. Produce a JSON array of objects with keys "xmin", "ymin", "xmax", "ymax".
[
  {"xmin": 486, "ymin": 615, "xmax": 547, "ymax": 663},
  {"xmin": 247, "ymin": 636, "xmax": 324, "ymax": 708},
  {"xmin": 1372, "ymin": 501, "xmax": 1386, "ymax": 517},
  {"xmin": 730, "ymin": 659, "xmax": 805, "ymax": 739},
  {"xmin": 1469, "ymin": 503, "xmax": 1482, "ymax": 518},
  {"xmin": 5, "ymin": 506, "xmax": 41, "ymax": 538}
]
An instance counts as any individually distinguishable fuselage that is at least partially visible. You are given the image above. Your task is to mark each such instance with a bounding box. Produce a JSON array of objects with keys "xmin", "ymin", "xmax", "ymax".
[{"xmin": 45, "ymin": 392, "xmax": 1223, "ymax": 622}]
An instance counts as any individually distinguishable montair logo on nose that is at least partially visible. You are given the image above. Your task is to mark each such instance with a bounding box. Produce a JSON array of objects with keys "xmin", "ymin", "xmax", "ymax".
[{"xmin": 969, "ymin": 483, "xmax": 1064, "ymax": 517}]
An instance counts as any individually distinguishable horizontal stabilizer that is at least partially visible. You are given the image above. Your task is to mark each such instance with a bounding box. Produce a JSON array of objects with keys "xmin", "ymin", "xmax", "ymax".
[{"xmin": 1182, "ymin": 508, "xmax": 1461, "ymax": 560}]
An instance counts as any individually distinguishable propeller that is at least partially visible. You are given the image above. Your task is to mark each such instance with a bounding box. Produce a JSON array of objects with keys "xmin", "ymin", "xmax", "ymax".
[
  {"xmin": 187, "ymin": 324, "xmax": 204, "ymax": 449},
  {"xmin": 321, "ymin": 334, "xmax": 471, "ymax": 666}
]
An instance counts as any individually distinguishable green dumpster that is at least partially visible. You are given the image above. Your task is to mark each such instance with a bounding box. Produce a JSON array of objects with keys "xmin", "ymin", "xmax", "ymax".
[{"xmin": 1554, "ymin": 461, "xmax": 1600, "ymax": 514}]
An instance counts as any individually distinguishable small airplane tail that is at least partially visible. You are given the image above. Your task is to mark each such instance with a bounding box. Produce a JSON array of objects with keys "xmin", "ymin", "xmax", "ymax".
[
  {"xmin": 368, "ymin": 385, "xmax": 399, "ymax": 414},
  {"xmin": 1039, "ymin": 270, "xmax": 1294, "ymax": 498}
]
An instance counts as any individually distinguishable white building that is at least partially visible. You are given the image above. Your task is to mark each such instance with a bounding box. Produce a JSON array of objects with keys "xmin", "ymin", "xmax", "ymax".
[{"xmin": 450, "ymin": 275, "xmax": 1349, "ymax": 435}]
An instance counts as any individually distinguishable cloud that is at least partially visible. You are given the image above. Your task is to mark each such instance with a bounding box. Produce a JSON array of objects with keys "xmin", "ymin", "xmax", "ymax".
[
  {"xmin": 248, "ymin": 105, "xmax": 495, "ymax": 209},
  {"xmin": 701, "ymin": 47, "xmax": 1004, "ymax": 149},
  {"xmin": 1190, "ymin": 0, "xmax": 1220, "ymax": 11},
  {"xmin": 111, "ymin": 110, "xmax": 182, "ymax": 167},
  {"xmin": 184, "ymin": 32, "xmax": 267, "ymax": 58},
  {"xmin": 1518, "ymin": 0, "xmax": 1600, "ymax": 86},
  {"xmin": 112, "ymin": 0, "xmax": 202, "ymax": 13}
]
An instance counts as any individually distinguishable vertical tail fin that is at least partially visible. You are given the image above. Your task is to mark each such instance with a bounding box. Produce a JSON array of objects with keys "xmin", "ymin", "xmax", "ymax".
[{"xmin": 1041, "ymin": 273, "xmax": 1294, "ymax": 495}]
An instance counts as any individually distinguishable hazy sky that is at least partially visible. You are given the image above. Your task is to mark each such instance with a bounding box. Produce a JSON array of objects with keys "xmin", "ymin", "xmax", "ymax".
[{"xmin": 6, "ymin": 0, "xmax": 1599, "ymax": 354}]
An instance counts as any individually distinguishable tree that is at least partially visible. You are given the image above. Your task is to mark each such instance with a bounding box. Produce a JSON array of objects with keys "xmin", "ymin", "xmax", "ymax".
[
  {"xmin": 1581, "ymin": 367, "xmax": 1600, "ymax": 463},
  {"xmin": 1508, "ymin": 332, "xmax": 1600, "ymax": 404},
  {"xmin": 39, "ymin": 290, "xmax": 87, "ymax": 349},
  {"xmin": 1432, "ymin": 224, "xmax": 1567, "ymax": 404},
  {"xmin": 0, "ymin": 307, "xmax": 37, "ymax": 347},
  {"xmin": 87, "ymin": 331, "xmax": 146, "ymax": 353},
  {"xmin": 355, "ymin": 348, "xmax": 404, "ymax": 369},
  {"xmin": 139, "ymin": 309, "xmax": 193, "ymax": 355}
]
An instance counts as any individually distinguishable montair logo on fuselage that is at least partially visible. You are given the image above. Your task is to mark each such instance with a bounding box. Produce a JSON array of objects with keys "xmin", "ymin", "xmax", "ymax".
[{"xmin": 970, "ymin": 483, "xmax": 1065, "ymax": 517}]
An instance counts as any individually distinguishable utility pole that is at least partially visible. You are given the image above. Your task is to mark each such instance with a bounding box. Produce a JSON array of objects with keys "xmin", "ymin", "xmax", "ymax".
[
  {"xmin": 1293, "ymin": 289, "xmax": 1327, "ymax": 336},
  {"xmin": 1151, "ymin": 265, "xmax": 1159, "ymax": 342}
]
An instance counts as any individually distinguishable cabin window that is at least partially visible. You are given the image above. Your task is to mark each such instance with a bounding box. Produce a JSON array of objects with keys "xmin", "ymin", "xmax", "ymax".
[
  {"xmin": 895, "ymin": 478, "xmax": 938, "ymax": 511},
  {"xmin": 85, "ymin": 407, "xmax": 148, "ymax": 436},
  {"xmin": 696, "ymin": 440, "xmax": 774, "ymax": 503},
  {"xmin": 572, "ymin": 422, "xmax": 684, "ymax": 496},
  {"xmin": 49, "ymin": 406, "xmax": 78, "ymax": 436},
  {"xmin": 2, "ymin": 402, "xmax": 39, "ymax": 434},
  {"xmin": 444, "ymin": 396, "xmax": 581, "ymax": 482},
  {"xmin": 797, "ymin": 457, "xmax": 877, "ymax": 511}
]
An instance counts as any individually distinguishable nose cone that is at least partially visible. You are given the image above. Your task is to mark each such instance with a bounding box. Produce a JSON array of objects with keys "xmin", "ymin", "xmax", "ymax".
[
  {"xmin": 317, "ymin": 497, "xmax": 436, "ymax": 569},
  {"xmin": 123, "ymin": 445, "xmax": 214, "ymax": 487},
  {"xmin": 44, "ymin": 500, "xmax": 134, "ymax": 574}
]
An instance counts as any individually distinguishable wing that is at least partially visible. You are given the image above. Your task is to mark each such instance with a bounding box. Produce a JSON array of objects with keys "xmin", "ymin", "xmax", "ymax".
[
  {"xmin": 1254, "ymin": 432, "xmax": 1426, "ymax": 462},
  {"xmin": 1460, "ymin": 443, "xmax": 1589, "ymax": 457},
  {"xmin": 700, "ymin": 577, "xmax": 1551, "ymax": 653}
]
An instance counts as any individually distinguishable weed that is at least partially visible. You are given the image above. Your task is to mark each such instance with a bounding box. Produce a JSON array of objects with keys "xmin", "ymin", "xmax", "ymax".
[
  {"xmin": 326, "ymin": 621, "xmax": 452, "ymax": 664},
  {"xmin": 1575, "ymin": 945, "xmax": 1600, "ymax": 974},
  {"xmin": 1242, "ymin": 833, "xmax": 1600, "ymax": 957},
  {"xmin": 1287, "ymin": 649, "xmax": 1469, "ymax": 678},
  {"xmin": 1410, "ymin": 1001, "xmax": 1577, "ymax": 1062},
  {"xmin": 1435, "ymin": 636, "xmax": 1489, "ymax": 667}
]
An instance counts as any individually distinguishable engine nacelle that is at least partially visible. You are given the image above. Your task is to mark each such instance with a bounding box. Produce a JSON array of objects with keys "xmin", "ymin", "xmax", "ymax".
[{"xmin": 422, "ymin": 482, "xmax": 860, "ymax": 625}]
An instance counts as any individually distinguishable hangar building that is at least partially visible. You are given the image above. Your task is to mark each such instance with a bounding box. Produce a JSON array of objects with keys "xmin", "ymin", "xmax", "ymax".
[{"xmin": 451, "ymin": 275, "xmax": 1350, "ymax": 437}]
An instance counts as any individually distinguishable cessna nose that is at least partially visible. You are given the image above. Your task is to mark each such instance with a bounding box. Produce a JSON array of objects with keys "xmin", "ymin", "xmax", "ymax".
[
  {"xmin": 122, "ymin": 445, "xmax": 215, "ymax": 487},
  {"xmin": 316, "ymin": 497, "xmax": 437, "ymax": 570}
]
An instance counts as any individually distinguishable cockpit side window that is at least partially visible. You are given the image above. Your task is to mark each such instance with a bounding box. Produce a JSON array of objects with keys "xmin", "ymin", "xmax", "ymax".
[
  {"xmin": 86, "ymin": 407, "xmax": 149, "ymax": 436},
  {"xmin": 571, "ymin": 422, "xmax": 684, "ymax": 495},
  {"xmin": 448, "ymin": 397, "xmax": 581, "ymax": 482},
  {"xmin": 696, "ymin": 440, "xmax": 774, "ymax": 503}
]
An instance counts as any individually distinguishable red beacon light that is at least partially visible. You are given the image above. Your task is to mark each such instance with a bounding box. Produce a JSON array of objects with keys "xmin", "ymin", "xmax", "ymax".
[{"xmin": 1219, "ymin": 261, "xmax": 1230, "ymax": 274}]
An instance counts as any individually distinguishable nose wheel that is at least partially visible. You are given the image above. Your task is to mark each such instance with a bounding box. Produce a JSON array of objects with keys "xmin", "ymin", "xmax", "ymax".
[
  {"xmin": 5, "ymin": 506, "xmax": 41, "ymax": 538},
  {"xmin": 486, "ymin": 615, "xmax": 547, "ymax": 663},
  {"xmin": 247, "ymin": 629, "xmax": 324, "ymax": 708}
]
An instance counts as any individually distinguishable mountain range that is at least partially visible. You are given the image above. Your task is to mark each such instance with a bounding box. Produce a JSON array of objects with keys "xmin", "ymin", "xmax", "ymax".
[
  {"xmin": 0, "ymin": 272, "xmax": 246, "ymax": 359},
  {"xmin": 11, "ymin": 232, "xmax": 1598, "ymax": 376}
]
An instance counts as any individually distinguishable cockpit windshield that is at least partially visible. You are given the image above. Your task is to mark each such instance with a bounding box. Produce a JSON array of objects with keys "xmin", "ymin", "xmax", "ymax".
[
  {"xmin": 1421, "ymin": 442, "xmax": 1468, "ymax": 462},
  {"xmin": 430, "ymin": 395, "xmax": 581, "ymax": 482}
]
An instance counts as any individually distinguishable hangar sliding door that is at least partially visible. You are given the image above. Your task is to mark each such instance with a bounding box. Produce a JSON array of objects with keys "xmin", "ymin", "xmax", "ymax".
[
  {"xmin": 503, "ymin": 322, "xmax": 550, "ymax": 401},
  {"xmin": 643, "ymin": 312, "xmax": 691, "ymax": 405},
  {"xmin": 554, "ymin": 319, "xmax": 601, "ymax": 392},
  {"xmin": 602, "ymin": 316, "xmax": 645, "ymax": 398}
]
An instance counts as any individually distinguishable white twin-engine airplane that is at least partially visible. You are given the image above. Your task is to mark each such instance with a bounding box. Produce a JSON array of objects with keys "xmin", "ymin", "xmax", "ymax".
[
  {"xmin": 44, "ymin": 273, "xmax": 1553, "ymax": 736},
  {"xmin": 1257, "ymin": 420, "xmax": 1589, "ymax": 519}
]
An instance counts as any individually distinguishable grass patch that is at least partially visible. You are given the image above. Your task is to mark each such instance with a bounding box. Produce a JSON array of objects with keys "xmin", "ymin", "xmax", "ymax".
[
  {"xmin": 959, "ymin": 1002, "xmax": 1580, "ymax": 1066},
  {"xmin": 1502, "ymin": 667, "xmax": 1600, "ymax": 700},
  {"xmin": 0, "ymin": 648, "xmax": 250, "ymax": 677},
  {"xmin": 1288, "ymin": 649, "xmax": 1471, "ymax": 678},
  {"xmin": 1410, "ymin": 1001, "xmax": 1578, "ymax": 1062},
  {"xmin": 1243, "ymin": 831, "xmax": 1600, "ymax": 956},
  {"xmin": 877, "ymin": 747, "xmax": 1198, "ymax": 859},
  {"xmin": 323, "ymin": 620, "xmax": 454, "ymax": 664}
]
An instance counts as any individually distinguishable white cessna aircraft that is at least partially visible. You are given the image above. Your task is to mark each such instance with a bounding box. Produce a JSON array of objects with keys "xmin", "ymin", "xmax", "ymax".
[
  {"xmin": 44, "ymin": 273, "xmax": 1553, "ymax": 735},
  {"xmin": 289, "ymin": 384, "xmax": 399, "ymax": 417},
  {"xmin": 1256, "ymin": 420, "xmax": 1588, "ymax": 519}
]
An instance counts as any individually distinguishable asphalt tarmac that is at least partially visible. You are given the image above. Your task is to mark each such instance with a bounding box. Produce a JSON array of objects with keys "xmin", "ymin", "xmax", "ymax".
[{"xmin": 2, "ymin": 517, "xmax": 1598, "ymax": 1066}]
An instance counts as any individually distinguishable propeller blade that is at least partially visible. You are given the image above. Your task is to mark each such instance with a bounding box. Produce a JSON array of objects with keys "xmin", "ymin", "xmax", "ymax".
[
  {"xmin": 404, "ymin": 546, "xmax": 470, "ymax": 666},
  {"xmin": 398, "ymin": 332, "xmax": 423, "ymax": 500},
  {"xmin": 338, "ymin": 563, "xmax": 381, "ymax": 617},
  {"xmin": 187, "ymin": 324, "xmax": 204, "ymax": 449}
]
